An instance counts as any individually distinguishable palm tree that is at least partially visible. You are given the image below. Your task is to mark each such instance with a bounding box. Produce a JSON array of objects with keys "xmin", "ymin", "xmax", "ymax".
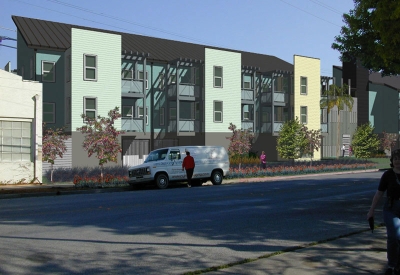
[{"xmin": 320, "ymin": 84, "xmax": 354, "ymax": 158}]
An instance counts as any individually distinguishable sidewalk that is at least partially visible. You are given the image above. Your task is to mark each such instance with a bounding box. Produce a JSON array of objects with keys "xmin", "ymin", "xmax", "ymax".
[{"xmin": 204, "ymin": 227, "xmax": 387, "ymax": 275}]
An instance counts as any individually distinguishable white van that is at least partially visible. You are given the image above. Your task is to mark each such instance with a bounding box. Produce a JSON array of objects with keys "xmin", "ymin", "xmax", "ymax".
[{"xmin": 128, "ymin": 146, "xmax": 230, "ymax": 189}]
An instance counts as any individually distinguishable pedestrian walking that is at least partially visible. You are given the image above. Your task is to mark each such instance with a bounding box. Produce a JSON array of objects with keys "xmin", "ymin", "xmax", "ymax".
[
  {"xmin": 367, "ymin": 148, "xmax": 400, "ymax": 275},
  {"xmin": 342, "ymin": 145, "xmax": 346, "ymax": 157},
  {"xmin": 182, "ymin": 151, "xmax": 195, "ymax": 188},
  {"xmin": 260, "ymin": 151, "xmax": 266, "ymax": 169}
]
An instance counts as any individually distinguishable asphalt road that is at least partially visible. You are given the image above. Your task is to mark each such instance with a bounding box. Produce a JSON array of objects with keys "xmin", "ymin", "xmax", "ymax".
[{"xmin": 0, "ymin": 171, "xmax": 384, "ymax": 274}]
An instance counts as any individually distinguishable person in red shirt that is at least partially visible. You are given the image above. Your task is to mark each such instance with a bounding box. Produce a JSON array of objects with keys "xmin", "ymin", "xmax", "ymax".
[{"xmin": 182, "ymin": 151, "xmax": 195, "ymax": 187}]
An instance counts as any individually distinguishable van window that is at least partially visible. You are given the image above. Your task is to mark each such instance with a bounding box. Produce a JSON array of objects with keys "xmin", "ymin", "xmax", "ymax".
[
  {"xmin": 144, "ymin": 148, "xmax": 169, "ymax": 163},
  {"xmin": 169, "ymin": 150, "xmax": 181, "ymax": 160}
]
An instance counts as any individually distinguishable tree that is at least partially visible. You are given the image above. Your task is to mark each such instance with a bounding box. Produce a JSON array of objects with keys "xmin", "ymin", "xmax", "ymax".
[
  {"xmin": 380, "ymin": 131, "xmax": 397, "ymax": 155},
  {"xmin": 301, "ymin": 125, "xmax": 323, "ymax": 166},
  {"xmin": 351, "ymin": 123, "xmax": 380, "ymax": 159},
  {"xmin": 320, "ymin": 84, "xmax": 354, "ymax": 158},
  {"xmin": 226, "ymin": 123, "xmax": 254, "ymax": 169},
  {"xmin": 42, "ymin": 123, "xmax": 68, "ymax": 182},
  {"xmin": 332, "ymin": 0, "xmax": 400, "ymax": 76},
  {"xmin": 76, "ymin": 107, "xmax": 124, "ymax": 180},
  {"xmin": 276, "ymin": 117, "xmax": 308, "ymax": 162}
]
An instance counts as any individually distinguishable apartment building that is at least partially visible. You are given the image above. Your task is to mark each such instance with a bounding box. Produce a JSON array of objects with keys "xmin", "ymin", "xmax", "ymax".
[{"xmin": 12, "ymin": 15, "xmax": 325, "ymax": 170}]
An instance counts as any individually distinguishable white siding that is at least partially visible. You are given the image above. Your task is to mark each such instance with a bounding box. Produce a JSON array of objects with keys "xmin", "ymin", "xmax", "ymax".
[{"xmin": 0, "ymin": 69, "xmax": 42, "ymax": 183}]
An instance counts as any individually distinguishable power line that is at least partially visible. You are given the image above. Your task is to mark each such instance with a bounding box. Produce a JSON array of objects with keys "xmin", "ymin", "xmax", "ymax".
[
  {"xmin": 307, "ymin": 0, "xmax": 344, "ymax": 15},
  {"xmin": 9, "ymin": 0, "xmax": 222, "ymax": 48},
  {"xmin": 0, "ymin": 26, "xmax": 17, "ymax": 32},
  {"xmin": 279, "ymin": 0, "xmax": 342, "ymax": 27}
]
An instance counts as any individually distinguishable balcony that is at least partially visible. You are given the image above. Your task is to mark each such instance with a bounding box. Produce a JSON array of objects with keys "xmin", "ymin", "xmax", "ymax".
[
  {"xmin": 168, "ymin": 120, "xmax": 201, "ymax": 133},
  {"xmin": 167, "ymin": 84, "xmax": 200, "ymax": 98},
  {"xmin": 121, "ymin": 80, "xmax": 145, "ymax": 96},
  {"xmin": 241, "ymin": 120, "xmax": 253, "ymax": 131},
  {"xmin": 241, "ymin": 89, "xmax": 254, "ymax": 101},
  {"xmin": 121, "ymin": 118, "xmax": 144, "ymax": 132},
  {"xmin": 261, "ymin": 92, "xmax": 288, "ymax": 104}
]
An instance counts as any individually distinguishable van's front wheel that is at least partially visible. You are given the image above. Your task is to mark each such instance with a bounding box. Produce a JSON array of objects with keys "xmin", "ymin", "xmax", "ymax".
[
  {"xmin": 211, "ymin": 170, "xmax": 223, "ymax": 185},
  {"xmin": 156, "ymin": 174, "xmax": 169, "ymax": 189}
]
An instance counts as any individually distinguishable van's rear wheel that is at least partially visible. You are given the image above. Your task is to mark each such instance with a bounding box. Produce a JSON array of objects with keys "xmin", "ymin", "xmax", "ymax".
[
  {"xmin": 156, "ymin": 174, "xmax": 169, "ymax": 189},
  {"xmin": 211, "ymin": 170, "xmax": 223, "ymax": 185}
]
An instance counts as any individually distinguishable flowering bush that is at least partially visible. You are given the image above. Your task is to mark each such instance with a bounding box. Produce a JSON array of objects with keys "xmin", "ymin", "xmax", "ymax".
[{"xmin": 226, "ymin": 162, "xmax": 376, "ymax": 179}]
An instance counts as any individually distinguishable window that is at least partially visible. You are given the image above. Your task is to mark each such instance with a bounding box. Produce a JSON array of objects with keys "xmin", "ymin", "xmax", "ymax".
[
  {"xmin": 169, "ymin": 74, "xmax": 176, "ymax": 84},
  {"xmin": 214, "ymin": 66, "xmax": 223, "ymax": 88},
  {"xmin": 243, "ymin": 81, "xmax": 251, "ymax": 89},
  {"xmin": 0, "ymin": 120, "xmax": 31, "ymax": 162},
  {"xmin": 122, "ymin": 106, "xmax": 133, "ymax": 117},
  {"xmin": 43, "ymin": 102, "xmax": 55, "ymax": 123},
  {"xmin": 66, "ymin": 55, "xmax": 71, "ymax": 82},
  {"xmin": 300, "ymin": 77, "xmax": 307, "ymax": 95},
  {"xmin": 160, "ymin": 107, "xmax": 165, "ymax": 125},
  {"xmin": 138, "ymin": 71, "xmax": 148, "ymax": 89},
  {"xmin": 159, "ymin": 73, "xmax": 165, "ymax": 90},
  {"xmin": 122, "ymin": 69, "xmax": 133, "ymax": 79},
  {"xmin": 84, "ymin": 97, "xmax": 97, "ymax": 120},
  {"xmin": 66, "ymin": 97, "xmax": 71, "ymax": 124},
  {"xmin": 84, "ymin": 54, "xmax": 97, "ymax": 81},
  {"xmin": 30, "ymin": 58, "xmax": 33, "ymax": 80},
  {"xmin": 300, "ymin": 106, "xmax": 308, "ymax": 124},
  {"xmin": 169, "ymin": 150, "xmax": 181, "ymax": 160},
  {"xmin": 170, "ymin": 107, "xmax": 177, "ymax": 120},
  {"xmin": 214, "ymin": 101, "xmax": 223, "ymax": 122},
  {"xmin": 42, "ymin": 61, "xmax": 55, "ymax": 82},
  {"xmin": 137, "ymin": 106, "xmax": 148, "ymax": 124}
]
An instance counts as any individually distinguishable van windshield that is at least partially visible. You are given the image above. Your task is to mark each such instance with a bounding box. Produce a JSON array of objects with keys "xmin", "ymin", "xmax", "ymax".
[{"xmin": 144, "ymin": 149, "xmax": 169, "ymax": 163}]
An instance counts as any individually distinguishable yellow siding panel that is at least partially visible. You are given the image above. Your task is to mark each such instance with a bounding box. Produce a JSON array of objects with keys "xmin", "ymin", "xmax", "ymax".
[{"xmin": 294, "ymin": 55, "xmax": 321, "ymax": 160}]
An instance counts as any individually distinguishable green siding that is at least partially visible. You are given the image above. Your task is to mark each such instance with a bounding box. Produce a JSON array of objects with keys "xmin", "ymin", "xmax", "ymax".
[
  {"xmin": 36, "ymin": 52, "xmax": 65, "ymax": 128},
  {"xmin": 369, "ymin": 83, "xmax": 398, "ymax": 133},
  {"xmin": 71, "ymin": 28, "xmax": 121, "ymax": 130},
  {"xmin": 204, "ymin": 48, "xmax": 241, "ymax": 133}
]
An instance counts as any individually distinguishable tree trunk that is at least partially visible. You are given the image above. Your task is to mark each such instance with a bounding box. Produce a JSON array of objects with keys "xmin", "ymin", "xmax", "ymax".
[
  {"xmin": 100, "ymin": 164, "xmax": 104, "ymax": 182},
  {"xmin": 337, "ymin": 112, "xmax": 341, "ymax": 158},
  {"xmin": 51, "ymin": 163, "xmax": 54, "ymax": 182}
]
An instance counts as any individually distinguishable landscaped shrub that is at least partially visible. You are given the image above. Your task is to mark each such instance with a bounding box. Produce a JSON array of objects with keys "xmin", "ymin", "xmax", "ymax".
[
  {"xmin": 44, "ymin": 158, "xmax": 379, "ymax": 186},
  {"xmin": 44, "ymin": 166, "xmax": 129, "ymax": 183}
]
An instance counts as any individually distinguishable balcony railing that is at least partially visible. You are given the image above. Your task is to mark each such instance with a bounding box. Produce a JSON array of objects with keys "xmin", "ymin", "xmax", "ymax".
[
  {"xmin": 241, "ymin": 89, "xmax": 254, "ymax": 101},
  {"xmin": 121, "ymin": 80, "xmax": 145, "ymax": 95},
  {"xmin": 121, "ymin": 118, "xmax": 144, "ymax": 132},
  {"xmin": 260, "ymin": 92, "xmax": 288, "ymax": 104},
  {"xmin": 167, "ymin": 84, "xmax": 200, "ymax": 97},
  {"xmin": 241, "ymin": 120, "xmax": 253, "ymax": 131}
]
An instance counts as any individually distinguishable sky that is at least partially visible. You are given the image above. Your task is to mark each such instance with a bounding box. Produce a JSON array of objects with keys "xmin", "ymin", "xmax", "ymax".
[{"xmin": 0, "ymin": 0, "xmax": 355, "ymax": 77}]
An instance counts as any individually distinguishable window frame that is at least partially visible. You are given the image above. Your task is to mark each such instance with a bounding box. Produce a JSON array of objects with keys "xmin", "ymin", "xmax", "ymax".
[
  {"xmin": 42, "ymin": 61, "xmax": 56, "ymax": 83},
  {"xmin": 300, "ymin": 106, "xmax": 308, "ymax": 124},
  {"xmin": 159, "ymin": 73, "xmax": 165, "ymax": 90},
  {"xmin": 0, "ymin": 120, "xmax": 32, "ymax": 162},
  {"xmin": 43, "ymin": 102, "xmax": 56, "ymax": 124},
  {"xmin": 83, "ymin": 97, "xmax": 97, "ymax": 121},
  {"xmin": 213, "ymin": 101, "xmax": 223, "ymax": 123},
  {"xmin": 214, "ymin": 66, "xmax": 223, "ymax": 88},
  {"xmin": 122, "ymin": 69, "xmax": 134, "ymax": 80},
  {"xmin": 66, "ymin": 55, "xmax": 71, "ymax": 83},
  {"xmin": 138, "ymin": 70, "xmax": 149, "ymax": 89},
  {"xmin": 122, "ymin": 106, "xmax": 134, "ymax": 118},
  {"xmin": 300, "ymin": 76, "xmax": 307, "ymax": 95},
  {"xmin": 160, "ymin": 107, "xmax": 165, "ymax": 126},
  {"xmin": 66, "ymin": 97, "xmax": 71, "ymax": 124},
  {"xmin": 84, "ymin": 54, "xmax": 97, "ymax": 81}
]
